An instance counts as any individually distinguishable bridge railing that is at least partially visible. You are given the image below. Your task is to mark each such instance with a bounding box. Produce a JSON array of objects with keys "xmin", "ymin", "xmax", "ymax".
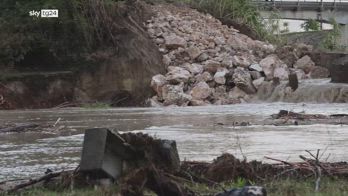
[{"xmin": 251, "ymin": 0, "xmax": 348, "ymax": 11}]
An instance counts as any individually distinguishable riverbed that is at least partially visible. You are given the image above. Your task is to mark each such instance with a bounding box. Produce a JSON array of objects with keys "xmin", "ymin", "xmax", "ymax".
[{"xmin": 0, "ymin": 102, "xmax": 348, "ymax": 180}]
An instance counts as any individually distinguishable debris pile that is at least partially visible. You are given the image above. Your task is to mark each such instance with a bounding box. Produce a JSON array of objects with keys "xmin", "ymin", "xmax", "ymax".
[
  {"xmin": 2, "ymin": 130, "xmax": 348, "ymax": 195},
  {"xmin": 146, "ymin": 4, "xmax": 329, "ymax": 107}
]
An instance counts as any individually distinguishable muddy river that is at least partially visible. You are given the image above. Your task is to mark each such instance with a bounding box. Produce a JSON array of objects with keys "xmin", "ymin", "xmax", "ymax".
[{"xmin": 0, "ymin": 103, "xmax": 348, "ymax": 180}]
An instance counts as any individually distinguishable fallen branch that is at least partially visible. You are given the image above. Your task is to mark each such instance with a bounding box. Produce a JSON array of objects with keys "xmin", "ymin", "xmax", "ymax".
[
  {"xmin": 6, "ymin": 171, "xmax": 62, "ymax": 193},
  {"xmin": 264, "ymin": 156, "xmax": 295, "ymax": 167},
  {"xmin": 0, "ymin": 123, "xmax": 39, "ymax": 133}
]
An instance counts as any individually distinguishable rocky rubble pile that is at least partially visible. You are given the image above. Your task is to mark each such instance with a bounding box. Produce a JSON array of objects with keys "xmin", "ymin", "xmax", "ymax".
[{"xmin": 146, "ymin": 4, "xmax": 329, "ymax": 106}]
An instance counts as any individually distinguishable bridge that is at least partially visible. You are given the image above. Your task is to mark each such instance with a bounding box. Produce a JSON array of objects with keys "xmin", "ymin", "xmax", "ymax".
[{"xmin": 253, "ymin": 0, "xmax": 348, "ymax": 47}]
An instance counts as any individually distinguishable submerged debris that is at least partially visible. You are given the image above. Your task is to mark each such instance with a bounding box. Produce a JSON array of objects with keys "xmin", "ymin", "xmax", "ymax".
[{"xmin": 271, "ymin": 110, "xmax": 327, "ymax": 120}]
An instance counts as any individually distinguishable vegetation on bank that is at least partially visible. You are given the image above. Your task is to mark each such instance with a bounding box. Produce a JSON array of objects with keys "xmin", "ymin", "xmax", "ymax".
[
  {"xmin": 0, "ymin": 0, "xmax": 123, "ymax": 70},
  {"xmin": 180, "ymin": 0, "xmax": 277, "ymax": 42},
  {"xmin": 0, "ymin": 0, "xmax": 344, "ymax": 72},
  {"xmin": 4, "ymin": 177, "xmax": 348, "ymax": 196},
  {"xmin": 0, "ymin": 0, "xmax": 285, "ymax": 71}
]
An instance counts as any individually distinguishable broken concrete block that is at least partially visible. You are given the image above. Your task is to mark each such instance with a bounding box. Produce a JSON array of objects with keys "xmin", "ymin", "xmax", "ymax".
[{"xmin": 80, "ymin": 128, "xmax": 134, "ymax": 179}]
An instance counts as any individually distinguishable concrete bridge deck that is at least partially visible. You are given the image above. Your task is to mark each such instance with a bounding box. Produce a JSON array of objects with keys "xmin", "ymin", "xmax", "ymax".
[
  {"xmin": 253, "ymin": 0, "xmax": 348, "ymax": 11},
  {"xmin": 253, "ymin": 0, "xmax": 348, "ymax": 47}
]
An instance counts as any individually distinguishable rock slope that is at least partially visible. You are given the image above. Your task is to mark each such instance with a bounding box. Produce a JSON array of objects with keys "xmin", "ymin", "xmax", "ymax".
[{"xmin": 146, "ymin": 4, "xmax": 328, "ymax": 106}]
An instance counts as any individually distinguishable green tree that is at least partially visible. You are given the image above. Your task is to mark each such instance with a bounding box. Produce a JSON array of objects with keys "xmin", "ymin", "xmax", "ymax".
[
  {"xmin": 301, "ymin": 19, "xmax": 320, "ymax": 31},
  {"xmin": 321, "ymin": 18, "xmax": 341, "ymax": 50}
]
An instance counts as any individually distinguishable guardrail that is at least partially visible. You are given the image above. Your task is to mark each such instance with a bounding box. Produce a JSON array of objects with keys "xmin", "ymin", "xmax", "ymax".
[{"xmin": 252, "ymin": 0, "xmax": 348, "ymax": 11}]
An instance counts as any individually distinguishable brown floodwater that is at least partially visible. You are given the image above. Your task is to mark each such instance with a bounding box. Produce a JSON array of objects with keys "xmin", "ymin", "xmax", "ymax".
[{"xmin": 0, "ymin": 102, "xmax": 347, "ymax": 180}]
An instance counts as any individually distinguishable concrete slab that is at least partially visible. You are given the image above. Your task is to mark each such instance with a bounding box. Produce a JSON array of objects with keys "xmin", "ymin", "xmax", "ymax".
[{"xmin": 80, "ymin": 128, "xmax": 133, "ymax": 179}]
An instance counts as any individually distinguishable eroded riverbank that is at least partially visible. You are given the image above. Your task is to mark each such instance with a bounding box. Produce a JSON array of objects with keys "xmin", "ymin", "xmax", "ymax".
[{"xmin": 0, "ymin": 103, "xmax": 347, "ymax": 181}]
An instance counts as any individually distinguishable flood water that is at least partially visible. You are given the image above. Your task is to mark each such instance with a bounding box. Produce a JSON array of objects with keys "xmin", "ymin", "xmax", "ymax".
[{"xmin": 0, "ymin": 102, "xmax": 348, "ymax": 180}]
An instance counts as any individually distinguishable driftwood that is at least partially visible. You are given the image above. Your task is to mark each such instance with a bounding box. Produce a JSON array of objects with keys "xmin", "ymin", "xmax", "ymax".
[
  {"xmin": 6, "ymin": 171, "xmax": 62, "ymax": 193},
  {"xmin": 3, "ymin": 132, "xmax": 348, "ymax": 195},
  {"xmin": 0, "ymin": 123, "xmax": 39, "ymax": 133},
  {"xmin": 271, "ymin": 110, "xmax": 327, "ymax": 120}
]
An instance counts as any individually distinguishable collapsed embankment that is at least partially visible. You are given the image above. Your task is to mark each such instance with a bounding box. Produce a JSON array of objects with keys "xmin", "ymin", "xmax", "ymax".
[
  {"xmin": 0, "ymin": 1, "xmax": 164, "ymax": 109},
  {"xmin": 146, "ymin": 4, "xmax": 348, "ymax": 107}
]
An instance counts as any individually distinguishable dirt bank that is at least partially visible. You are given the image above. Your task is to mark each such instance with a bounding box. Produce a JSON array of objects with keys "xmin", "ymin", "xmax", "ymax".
[{"xmin": 0, "ymin": 1, "xmax": 164, "ymax": 109}]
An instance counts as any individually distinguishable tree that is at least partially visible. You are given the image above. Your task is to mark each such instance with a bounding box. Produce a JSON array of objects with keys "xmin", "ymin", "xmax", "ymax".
[{"xmin": 301, "ymin": 19, "xmax": 320, "ymax": 31}]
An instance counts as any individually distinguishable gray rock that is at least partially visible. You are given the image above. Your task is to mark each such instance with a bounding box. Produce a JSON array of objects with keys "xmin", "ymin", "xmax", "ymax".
[
  {"xmin": 204, "ymin": 60, "xmax": 222, "ymax": 73},
  {"xmin": 273, "ymin": 64, "xmax": 289, "ymax": 80},
  {"xmin": 294, "ymin": 69, "xmax": 307, "ymax": 80},
  {"xmin": 164, "ymin": 34, "xmax": 187, "ymax": 50},
  {"xmin": 232, "ymin": 55, "xmax": 252, "ymax": 68},
  {"xmin": 196, "ymin": 71, "xmax": 213, "ymax": 82},
  {"xmin": 259, "ymin": 55, "xmax": 280, "ymax": 80},
  {"xmin": 165, "ymin": 66, "xmax": 191, "ymax": 83},
  {"xmin": 162, "ymin": 84, "xmax": 192, "ymax": 106},
  {"xmin": 294, "ymin": 55, "xmax": 315, "ymax": 74},
  {"xmin": 146, "ymin": 96, "xmax": 163, "ymax": 107},
  {"xmin": 197, "ymin": 52, "xmax": 210, "ymax": 62},
  {"xmin": 232, "ymin": 68, "xmax": 257, "ymax": 94},
  {"xmin": 221, "ymin": 56, "xmax": 234, "ymax": 68},
  {"xmin": 151, "ymin": 74, "xmax": 167, "ymax": 95},
  {"xmin": 252, "ymin": 77, "xmax": 265, "ymax": 89},
  {"xmin": 186, "ymin": 46, "xmax": 202, "ymax": 60},
  {"xmin": 184, "ymin": 63, "xmax": 204, "ymax": 75},
  {"xmin": 249, "ymin": 71, "xmax": 262, "ymax": 80},
  {"xmin": 215, "ymin": 186, "xmax": 267, "ymax": 196},
  {"xmin": 214, "ymin": 37, "xmax": 226, "ymax": 45},
  {"xmin": 190, "ymin": 81, "xmax": 212, "ymax": 100},
  {"xmin": 249, "ymin": 64, "xmax": 263, "ymax": 72},
  {"xmin": 163, "ymin": 55, "xmax": 172, "ymax": 66},
  {"xmin": 214, "ymin": 68, "xmax": 228, "ymax": 84}
]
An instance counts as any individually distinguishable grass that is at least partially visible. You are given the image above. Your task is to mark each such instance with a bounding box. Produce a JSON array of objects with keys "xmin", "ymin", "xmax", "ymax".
[
  {"xmin": 3, "ymin": 177, "xmax": 348, "ymax": 196},
  {"xmin": 81, "ymin": 102, "xmax": 111, "ymax": 109},
  {"xmin": 178, "ymin": 0, "xmax": 280, "ymax": 43}
]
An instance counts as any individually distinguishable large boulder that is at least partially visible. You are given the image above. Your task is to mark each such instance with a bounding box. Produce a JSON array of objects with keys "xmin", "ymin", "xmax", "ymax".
[
  {"xmin": 164, "ymin": 34, "xmax": 187, "ymax": 50},
  {"xmin": 259, "ymin": 55, "xmax": 283, "ymax": 80},
  {"xmin": 195, "ymin": 72, "xmax": 213, "ymax": 82},
  {"xmin": 252, "ymin": 77, "xmax": 265, "ymax": 89},
  {"xmin": 232, "ymin": 68, "xmax": 257, "ymax": 94},
  {"xmin": 249, "ymin": 64, "xmax": 263, "ymax": 72},
  {"xmin": 150, "ymin": 74, "xmax": 167, "ymax": 95},
  {"xmin": 294, "ymin": 55, "xmax": 315, "ymax": 74},
  {"xmin": 146, "ymin": 96, "xmax": 163, "ymax": 107},
  {"xmin": 273, "ymin": 64, "xmax": 289, "ymax": 80},
  {"xmin": 214, "ymin": 68, "xmax": 228, "ymax": 84},
  {"xmin": 232, "ymin": 55, "xmax": 252, "ymax": 68},
  {"xmin": 184, "ymin": 63, "xmax": 204, "ymax": 75},
  {"xmin": 162, "ymin": 84, "xmax": 191, "ymax": 106},
  {"xmin": 203, "ymin": 60, "xmax": 221, "ymax": 73},
  {"xmin": 190, "ymin": 81, "xmax": 212, "ymax": 100},
  {"xmin": 165, "ymin": 66, "xmax": 191, "ymax": 83},
  {"xmin": 186, "ymin": 46, "xmax": 202, "ymax": 60}
]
